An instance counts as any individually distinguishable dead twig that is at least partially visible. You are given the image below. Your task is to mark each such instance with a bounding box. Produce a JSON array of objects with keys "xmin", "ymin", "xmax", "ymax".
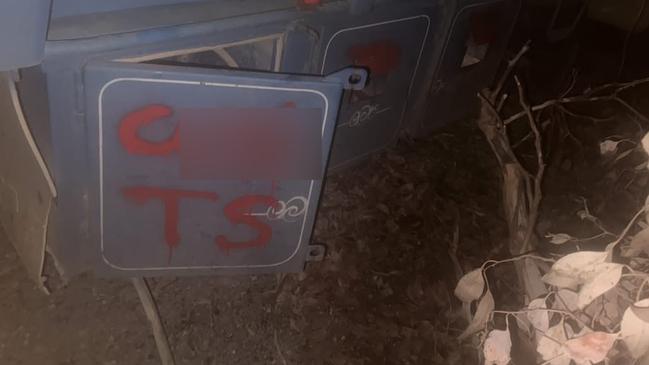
[
  {"xmin": 503, "ymin": 76, "xmax": 649, "ymax": 125},
  {"xmin": 477, "ymin": 91, "xmax": 534, "ymax": 181},
  {"xmin": 606, "ymin": 206, "xmax": 646, "ymax": 252},
  {"xmin": 555, "ymin": 105, "xmax": 616, "ymax": 123},
  {"xmin": 560, "ymin": 68, "xmax": 579, "ymax": 99},
  {"xmin": 514, "ymin": 75, "xmax": 545, "ymax": 250},
  {"xmin": 637, "ymin": 277, "xmax": 649, "ymax": 302},
  {"xmin": 448, "ymin": 220, "xmax": 472, "ymax": 322},
  {"xmin": 476, "ymin": 41, "xmax": 548, "ymax": 300},
  {"xmin": 577, "ymin": 197, "xmax": 616, "ymax": 237},
  {"xmin": 274, "ymin": 329, "xmax": 289, "ymax": 365},
  {"xmin": 478, "ymin": 92, "xmax": 506, "ymax": 129},
  {"xmin": 132, "ymin": 277, "xmax": 176, "ymax": 365},
  {"xmin": 617, "ymin": 0, "xmax": 648, "ymax": 80},
  {"xmin": 492, "ymin": 40, "xmax": 531, "ymax": 107}
]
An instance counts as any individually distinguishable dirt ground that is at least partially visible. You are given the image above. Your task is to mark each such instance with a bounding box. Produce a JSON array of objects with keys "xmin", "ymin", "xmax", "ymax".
[{"xmin": 3, "ymin": 18, "xmax": 649, "ymax": 365}]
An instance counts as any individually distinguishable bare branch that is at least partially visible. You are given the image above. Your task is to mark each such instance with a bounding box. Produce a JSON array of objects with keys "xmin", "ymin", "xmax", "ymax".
[
  {"xmin": 478, "ymin": 91, "xmax": 505, "ymax": 128},
  {"xmin": 556, "ymin": 105, "xmax": 616, "ymax": 123},
  {"xmin": 503, "ymin": 76, "xmax": 649, "ymax": 125},
  {"xmin": 491, "ymin": 40, "xmax": 531, "ymax": 106},
  {"xmin": 514, "ymin": 75, "xmax": 546, "ymax": 255},
  {"xmin": 637, "ymin": 277, "xmax": 649, "ymax": 303},
  {"xmin": 616, "ymin": 97, "xmax": 649, "ymax": 124},
  {"xmin": 617, "ymin": 0, "xmax": 648, "ymax": 79},
  {"xmin": 606, "ymin": 206, "xmax": 646, "ymax": 252},
  {"xmin": 560, "ymin": 68, "xmax": 579, "ymax": 98}
]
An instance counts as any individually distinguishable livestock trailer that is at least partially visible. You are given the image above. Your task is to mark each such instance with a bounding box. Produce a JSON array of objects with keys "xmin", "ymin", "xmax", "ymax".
[{"xmin": 0, "ymin": 0, "xmax": 518, "ymax": 286}]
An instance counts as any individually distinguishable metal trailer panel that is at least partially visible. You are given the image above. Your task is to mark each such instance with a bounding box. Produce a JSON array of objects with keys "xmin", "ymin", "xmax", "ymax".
[
  {"xmin": 0, "ymin": 1, "xmax": 51, "ymax": 71},
  {"xmin": 0, "ymin": 0, "xmax": 522, "ymax": 281},
  {"xmin": 82, "ymin": 62, "xmax": 360, "ymax": 275},
  {"xmin": 320, "ymin": 12, "xmax": 432, "ymax": 169},
  {"xmin": 47, "ymin": 0, "xmax": 342, "ymax": 41},
  {"xmin": 421, "ymin": 0, "xmax": 521, "ymax": 133},
  {"xmin": 41, "ymin": 7, "xmax": 309, "ymax": 278},
  {"xmin": 51, "ymin": 0, "xmax": 200, "ymax": 18}
]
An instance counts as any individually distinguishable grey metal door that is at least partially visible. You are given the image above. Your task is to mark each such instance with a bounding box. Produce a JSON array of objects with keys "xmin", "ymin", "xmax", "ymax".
[
  {"xmin": 84, "ymin": 61, "xmax": 364, "ymax": 275},
  {"xmin": 320, "ymin": 14, "xmax": 431, "ymax": 169}
]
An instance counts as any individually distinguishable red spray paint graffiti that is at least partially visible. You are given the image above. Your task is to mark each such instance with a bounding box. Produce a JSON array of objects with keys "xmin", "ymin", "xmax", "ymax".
[
  {"xmin": 119, "ymin": 104, "xmax": 179, "ymax": 156},
  {"xmin": 116, "ymin": 104, "xmax": 315, "ymax": 262},
  {"xmin": 215, "ymin": 195, "xmax": 279, "ymax": 254},
  {"xmin": 122, "ymin": 186, "xmax": 219, "ymax": 262},
  {"xmin": 280, "ymin": 101, "xmax": 297, "ymax": 109},
  {"xmin": 122, "ymin": 187, "xmax": 279, "ymax": 260},
  {"xmin": 346, "ymin": 40, "xmax": 401, "ymax": 102},
  {"xmin": 347, "ymin": 40, "xmax": 401, "ymax": 76}
]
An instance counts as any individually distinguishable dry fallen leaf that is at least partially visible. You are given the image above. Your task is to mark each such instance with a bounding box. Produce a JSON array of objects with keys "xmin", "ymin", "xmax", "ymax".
[
  {"xmin": 537, "ymin": 323, "xmax": 570, "ymax": 365},
  {"xmin": 523, "ymin": 258, "xmax": 548, "ymax": 300},
  {"xmin": 642, "ymin": 132, "xmax": 649, "ymax": 157},
  {"xmin": 614, "ymin": 148, "xmax": 635, "ymax": 163},
  {"xmin": 527, "ymin": 298, "xmax": 549, "ymax": 333},
  {"xmin": 546, "ymin": 233, "xmax": 574, "ymax": 245},
  {"xmin": 554, "ymin": 289, "xmax": 579, "ymax": 312},
  {"xmin": 632, "ymin": 305, "xmax": 649, "ymax": 322},
  {"xmin": 483, "ymin": 329, "xmax": 512, "ymax": 365},
  {"xmin": 459, "ymin": 291, "xmax": 494, "ymax": 340},
  {"xmin": 621, "ymin": 299, "xmax": 649, "ymax": 359},
  {"xmin": 543, "ymin": 271, "xmax": 579, "ymax": 290},
  {"xmin": 626, "ymin": 228, "xmax": 649, "ymax": 257},
  {"xmin": 565, "ymin": 325, "xmax": 591, "ymax": 340},
  {"xmin": 515, "ymin": 313, "xmax": 532, "ymax": 337},
  {"xmin": 564, "ymin": 331, "xmax": 617, "ymax": 365},
  {"xmin": 600, "ymin": 139, "xmax": 621, "ymax": 155},
  {"xmin": 544, "ymin": 251, "xmax": 609, "ymax": 290},
  {"xmin": 577, "ymin": 263, "xmax": 623, "ymax": 309},
  {"xmin": 603, "ymin": 300, "xmax": 620, "ymax": 323},
  {"xmin": 454, "ymin": 268, "xmax": 485, "ymax": 303}
]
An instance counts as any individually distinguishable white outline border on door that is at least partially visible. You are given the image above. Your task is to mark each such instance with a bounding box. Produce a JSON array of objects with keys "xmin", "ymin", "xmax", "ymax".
[
  {"xmin": 98, "ymin": 77, "xmax": 329, "ymax": 271},
  {"xmin": 319, "ymin": 14, "xmax": 431, "ymax": 166}
]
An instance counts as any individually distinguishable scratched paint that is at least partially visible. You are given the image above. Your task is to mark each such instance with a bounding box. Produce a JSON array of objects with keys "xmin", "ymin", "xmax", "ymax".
[
  {"xmin": 340, "ymin": 103, "xmax": 391, "ymax": 128},
  {"xmin": 248, "ymin": 196, "xmax": 308, "ymax": 222}
]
